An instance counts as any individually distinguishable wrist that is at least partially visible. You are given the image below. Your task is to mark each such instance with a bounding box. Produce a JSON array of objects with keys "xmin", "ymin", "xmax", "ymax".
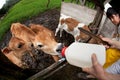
[{"xmin": 98, "ymin": 72, "xmax": 108, "ymax": 80}]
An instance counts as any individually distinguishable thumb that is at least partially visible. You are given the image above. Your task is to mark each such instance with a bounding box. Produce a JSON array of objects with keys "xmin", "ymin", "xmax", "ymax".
[
  {"xmin": 91, "ymin": 53, "xmax": 98, "ymax": 66},
  {"xmin": 82, "ymin": 54, "xmax": 97, "ymax": 73},
  {"xmin": 92, "ymin": 53, "xmax": 101, "ymax": 69}
]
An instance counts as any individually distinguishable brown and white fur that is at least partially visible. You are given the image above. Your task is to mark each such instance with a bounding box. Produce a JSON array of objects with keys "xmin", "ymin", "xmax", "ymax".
[{"xmin": 55, "ymin": 14, "xmax": 91, "ymax": 42}]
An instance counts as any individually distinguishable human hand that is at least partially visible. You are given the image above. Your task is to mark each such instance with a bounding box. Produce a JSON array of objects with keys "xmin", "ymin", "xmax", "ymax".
[
  {"xmin": 101, "ymin": 37, "xmax": 120, "ymax": 49},
  {"xmin": 98, "ymin": 35, "xmax": 112, "ymax": 48},
  {"xmin": 82, "ymin": 54, "xmax": 106, "ymax": 80},
  {"xmin": 101, "ymin": 37, "xmax": 113, "ymax": 48}
]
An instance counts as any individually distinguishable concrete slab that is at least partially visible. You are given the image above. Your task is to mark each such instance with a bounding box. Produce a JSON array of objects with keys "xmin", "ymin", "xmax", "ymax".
[
  {"xmin": 61, "ymin": 2, "xmax": 97, "ymax": 25},
  {"xmin": 61, "ymin": 2, "xmax": 119, "ymax": 39}
]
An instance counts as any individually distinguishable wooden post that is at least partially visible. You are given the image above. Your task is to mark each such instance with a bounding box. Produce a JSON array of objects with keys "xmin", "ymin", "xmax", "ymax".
[{"xmin": 89, "ymin": 7, "xmax": 104, "ymax": 34}]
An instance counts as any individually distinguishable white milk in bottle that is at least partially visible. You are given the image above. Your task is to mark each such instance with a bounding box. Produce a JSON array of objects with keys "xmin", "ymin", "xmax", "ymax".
[{"xmin": 61, "ymin": 42, "xmax": 106, "ymax": 68}]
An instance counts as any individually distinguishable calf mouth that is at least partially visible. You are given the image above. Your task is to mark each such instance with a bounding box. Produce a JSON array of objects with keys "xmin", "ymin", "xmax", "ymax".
[{"xmin": 55, "ymin": 43, "xmax": 64, "ymax": 57}]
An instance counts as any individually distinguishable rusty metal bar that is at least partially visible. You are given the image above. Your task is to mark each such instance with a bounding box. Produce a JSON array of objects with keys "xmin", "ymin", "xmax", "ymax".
[
  {"xmin": 78, "ymin": 27, "xmax": 110, "ymax": 46},
  {"xmin": 26, "ymin": 58, "xmax": 67, "ymax": 80},
  {"xmin": 42, "ymin": 62, "xmax": 68, "ymax": 79}
]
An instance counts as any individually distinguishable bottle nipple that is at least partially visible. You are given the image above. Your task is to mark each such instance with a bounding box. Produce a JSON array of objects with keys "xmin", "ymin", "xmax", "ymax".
[{"xmin": 61, "ymin": 47, "xmax": 67, "ymax": 57}]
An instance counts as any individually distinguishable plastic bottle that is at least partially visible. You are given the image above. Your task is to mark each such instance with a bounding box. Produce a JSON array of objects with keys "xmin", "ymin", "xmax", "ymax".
[{"xmin": 61, "ymin": 42, "xmax": 106, "ymax": 68}]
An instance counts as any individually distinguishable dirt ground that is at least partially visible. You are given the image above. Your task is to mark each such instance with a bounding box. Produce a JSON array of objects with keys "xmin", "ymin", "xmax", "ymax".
[{"xmin": 0, "ymin": 9, "xmax": 96, "ymax": 80}]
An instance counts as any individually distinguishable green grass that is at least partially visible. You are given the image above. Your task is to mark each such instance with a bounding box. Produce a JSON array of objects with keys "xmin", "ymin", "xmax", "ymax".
[
  {"xmin": 0, "ymin": 0, "xmax": 95, "ymax": 41},
  {"xmin": 0, "ymin": 0, "xmax": 61, "ymax": 41},
  {"xmin": 85, "ymin": 1, "xmax": 95, "ymax": 9}
]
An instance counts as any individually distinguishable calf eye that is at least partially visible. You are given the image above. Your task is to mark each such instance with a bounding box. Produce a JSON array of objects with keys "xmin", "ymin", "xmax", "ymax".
[
  {"xmin": 38, "ymin": 44, "xmax": 43, "ymax": 48},
  {"xmin": 18, "ymin": 44, "xmax": 23, "ymax": 48},
  {"xmin": 31, "ymin": 43, "xmax": 34, "ymax": 47}
]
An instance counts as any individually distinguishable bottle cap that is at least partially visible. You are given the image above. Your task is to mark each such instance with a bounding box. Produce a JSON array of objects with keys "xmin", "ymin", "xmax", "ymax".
[{"xmin": 61, "ymin": 47, "xmax": 67, "ymax": 57}]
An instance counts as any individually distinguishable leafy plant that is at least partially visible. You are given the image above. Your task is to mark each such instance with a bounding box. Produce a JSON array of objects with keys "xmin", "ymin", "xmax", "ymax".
[{"xmin": 0, "ymin": 0, "xmax": 61, "ymax": 41}]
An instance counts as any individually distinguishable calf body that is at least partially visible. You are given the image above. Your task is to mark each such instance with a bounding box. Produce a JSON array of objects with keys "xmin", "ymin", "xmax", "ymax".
[{"xmin": 55, "ymin": 14, "xmax": 91, "ymax": 42}]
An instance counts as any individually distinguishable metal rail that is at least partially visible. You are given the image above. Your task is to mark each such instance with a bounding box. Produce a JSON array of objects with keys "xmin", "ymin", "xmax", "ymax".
[
  {"xmin": 78, "ymin": 27, "xmax": 110, "ymax": 46},
  {"xmin": 26, "ymin": 58, "xmax": 67, "ymax": 80}
]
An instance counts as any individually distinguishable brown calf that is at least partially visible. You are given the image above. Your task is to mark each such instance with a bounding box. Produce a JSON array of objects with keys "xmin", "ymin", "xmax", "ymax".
[
  {"xmin": 1, "ymin": 37, "xmax": 29, "ymax": 68},
  {"xmin": 10, "ymin": 23, "xmax": 36, "ymax": 59},
  {"xmin": 11, "ymin": 23, "xmax": 63, "ymax": 61},
  {"xmin": 29, "ymin": 24, "xmax": 63, "ymax": 61}
]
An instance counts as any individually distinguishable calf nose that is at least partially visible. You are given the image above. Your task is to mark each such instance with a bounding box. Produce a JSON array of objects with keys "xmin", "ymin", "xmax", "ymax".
[
  {"xmin": 31, "ymin": 43, "xmax": 34, "ymax": 48},
  {"xmin": 56, "ymin": 43, "xmax": 64, "ymax": 53}
]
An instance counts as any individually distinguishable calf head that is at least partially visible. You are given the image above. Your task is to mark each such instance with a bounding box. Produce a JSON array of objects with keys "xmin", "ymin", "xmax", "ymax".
[
  {"xmin": 8, "ymin": 37, "xmax": 30, "ymax": 56},
  {"xmin": 1, "ymin": 37, "xmax": 29, "ymax": 68},
  {"xmin": 30, "ymin": 24, "xmax": 63, "ymax": 61},
  {"xmin": 11, "ymin": 23, "xmax": 35, "ymax": 47},
  {"xmin": 10, "ymin": 23, "xmax": 36, "ymax": 58}
]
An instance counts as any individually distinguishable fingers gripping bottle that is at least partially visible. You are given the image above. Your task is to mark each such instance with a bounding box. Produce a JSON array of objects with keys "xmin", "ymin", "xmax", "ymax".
[{"xmin": 61, "ymin": 42, "xmax": 106, "ymax": 68}]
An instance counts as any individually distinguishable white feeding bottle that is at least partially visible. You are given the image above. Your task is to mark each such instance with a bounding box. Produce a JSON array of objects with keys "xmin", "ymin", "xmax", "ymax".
[{"xmin": 61, "ymin": 42, "xmax": 106, "ymax": 68}]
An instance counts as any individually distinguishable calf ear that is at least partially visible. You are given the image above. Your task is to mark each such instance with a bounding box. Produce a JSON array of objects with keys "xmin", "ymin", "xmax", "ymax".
[
  {"xmin": 29, "ymin": 24, "xmax": 35, "ymax": 28},
  {"xmin": 29, "ymin": 23, "xmax": 33, "ymax": 25},
  {"xmin": 1, "ymin": 47, "xmax": 11, "ymax": 54}
]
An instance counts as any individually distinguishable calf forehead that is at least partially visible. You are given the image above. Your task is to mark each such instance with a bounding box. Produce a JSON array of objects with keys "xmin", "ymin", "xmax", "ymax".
[
  {"xmin": 36, "ymin": 31, "xmax": 55, "ymax": 43},
  {"xmin": 30, "ymin": 24, "xmax": 55, "ymax": 38},
  {"xmin": 30, "ymin": 24, "xmax": 56, "ymax": 43},
  {"xmin": 9, "ymin": 37, "xmax": 25, "ymax": 50},
  {"xmin": 37, "ymin": 30, "xmax": 55, "ymax": 43}
]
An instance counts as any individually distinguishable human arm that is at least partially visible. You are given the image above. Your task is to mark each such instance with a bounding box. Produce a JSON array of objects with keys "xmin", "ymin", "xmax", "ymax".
[
  {"xmin": 82, "ymin": 54, "xmax": 120, "ymax": 80},
  {"xmin": 101, "ymin": 37, "xmax": 120, "ymax": 49}
]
